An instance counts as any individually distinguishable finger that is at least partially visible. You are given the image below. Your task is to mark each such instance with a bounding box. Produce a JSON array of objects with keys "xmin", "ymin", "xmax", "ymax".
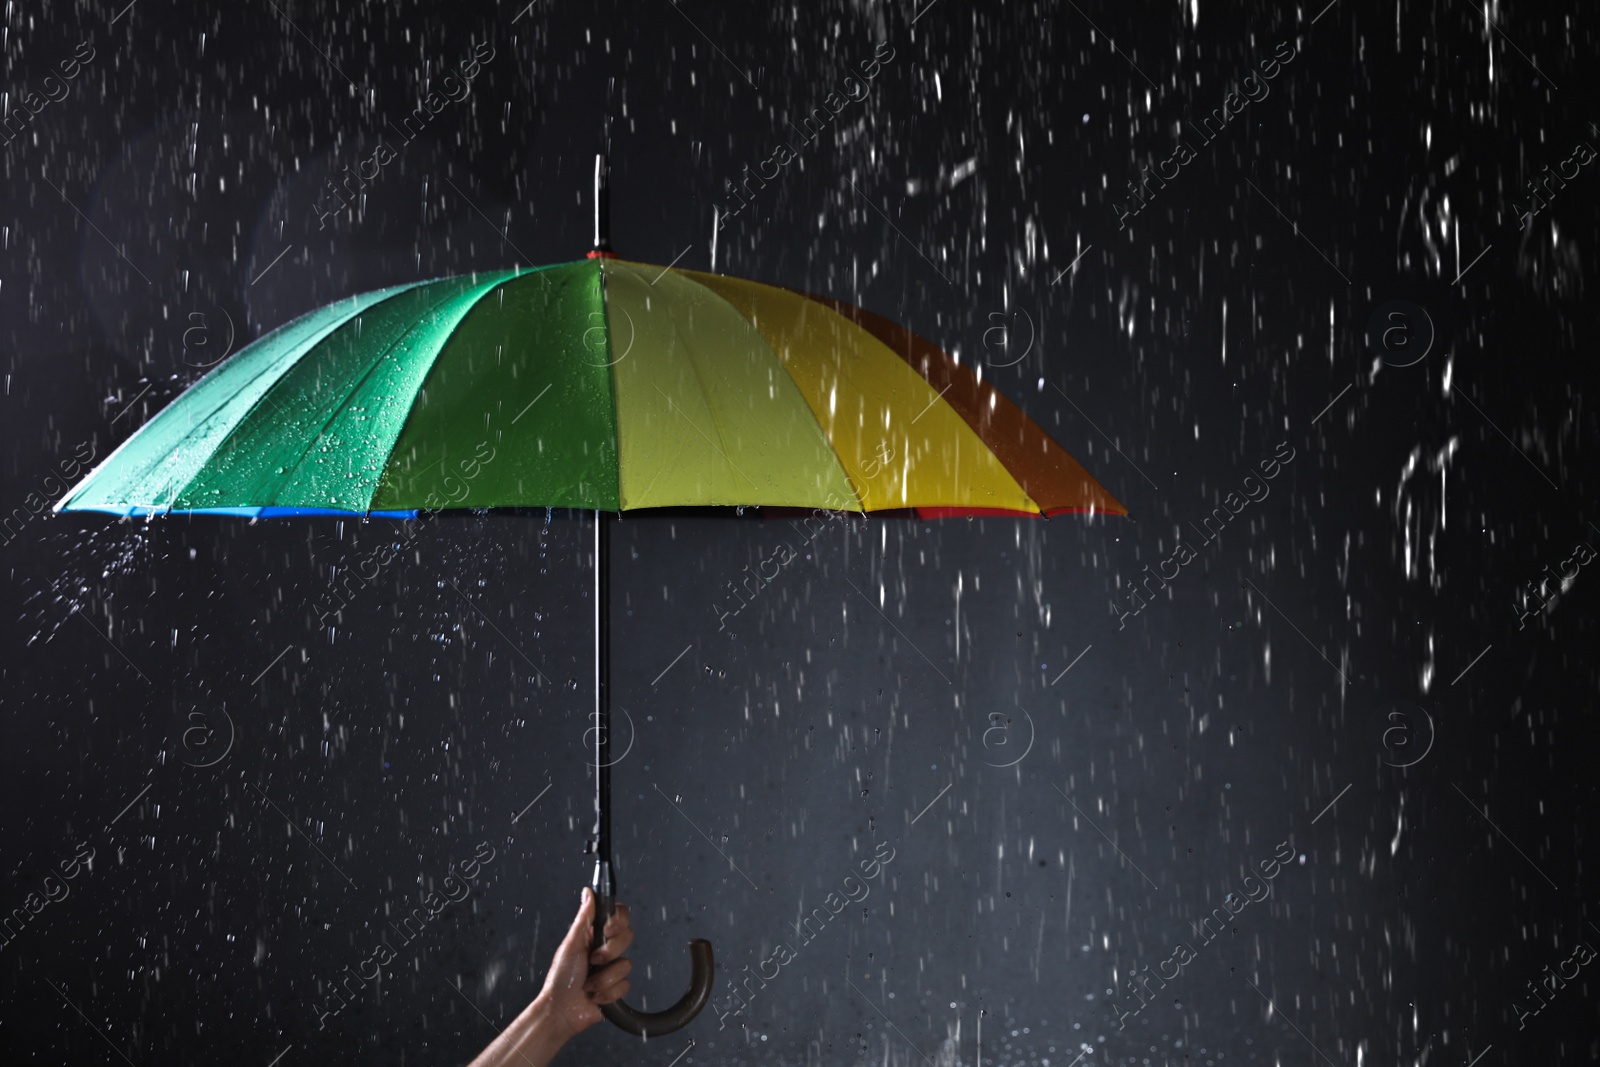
[
  {"xmin": 597, "ymin": 903, "xmax": 630, "ymax": 951},
  {"xmin": 560, "ymin": 888, "xmax": 596, "ymax": 956},
  {"xmin": 577, "ymin": 887, "xmax": 597, "ymax": 921},
  {"xmin": 591, "ymin": 932, "xmax": 632, "ymax": 965},
  {"xmin": 591, "ymin": 978, "xmax": 631, "ymax": 1006},
  {"xmin": 567, "ymin": 1001, "xmax": 603, "ymax": 1033},
  {"xmin": 591, "ymin": 925, "xmax": 633, "ymax": 965},
  {"xmin": 584, "ymin": 957, "xmax": 633, "ymax": 994}
]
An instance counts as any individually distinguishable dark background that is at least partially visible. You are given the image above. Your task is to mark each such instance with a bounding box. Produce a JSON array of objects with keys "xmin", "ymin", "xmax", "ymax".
[{"xmin": 3, "ymin": 0, "xmax": 1597, "ymax": 1064}]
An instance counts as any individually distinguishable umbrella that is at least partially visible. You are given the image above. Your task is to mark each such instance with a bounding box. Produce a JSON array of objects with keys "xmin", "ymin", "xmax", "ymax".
[{"xmin": 55, "ymin": 156, "xmax": 1127, "ymax": 1037}]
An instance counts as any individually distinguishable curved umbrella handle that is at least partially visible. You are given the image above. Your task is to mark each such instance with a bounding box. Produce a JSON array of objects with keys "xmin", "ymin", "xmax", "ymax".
[
  {"xmin": 591, "ymin": 891, "xmax": 715, "ymax": 1037},
  {"xmin": 599, "ymin": 939, "xmax": 715, "ymax": 1037}
]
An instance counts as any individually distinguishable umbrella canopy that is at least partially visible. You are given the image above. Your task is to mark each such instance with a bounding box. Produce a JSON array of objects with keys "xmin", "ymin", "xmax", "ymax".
[
  {"xmin": 56, "ymin": 258, "xmax": 1125, "ymax": 519},
  {"xmin": 53, "ymin": 198, "xmax": 1127, "ymax": 1037}
]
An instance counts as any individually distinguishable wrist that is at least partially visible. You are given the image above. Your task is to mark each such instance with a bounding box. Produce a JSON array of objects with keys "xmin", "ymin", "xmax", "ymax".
[
  {"xmin": 465, "ymin": 993, "xmax": 572, "ymax": 1067},
  {"xmin": 516, "ymin": 994, "xmax": 575, "ymax": 1064}
]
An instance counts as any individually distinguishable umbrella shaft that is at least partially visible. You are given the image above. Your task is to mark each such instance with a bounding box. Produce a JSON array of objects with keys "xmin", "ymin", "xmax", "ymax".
[{"xmin": 590, "ymin": 510, "xmax": 614, "ymax": 912}]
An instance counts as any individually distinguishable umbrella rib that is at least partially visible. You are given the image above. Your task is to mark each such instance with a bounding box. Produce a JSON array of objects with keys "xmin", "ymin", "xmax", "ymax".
[
  {"xmin": 140, "ymin": 284, "xmax": 430, "ymax": 511},
  {"xmin": 588, "ymin": 258, "xmax": 625, "ymax": 511},
  {"xmin": 267, "ymin": 291, "xmax": 473, "ymax": 507},
  {"xmin": 650, "ymin": 383, "xmax": 762, "ymax": 492},
  {"xmin": 82, "ymin": 289, "xmax": 416, "ymax": 512},
  {"xmin": 614, "ymin": 262, "xmax": 763, "ymax": 497},
  {"xmin": 281, "ymin": 270, "xmax": 525, "ymax": 511},
  {"xmin": 797, "ymin": 288, "xmax": 1049, "ymax": 513},
  {"xmin": 672, "ymin": 268, "xmax": 866, "ymax": 511}
]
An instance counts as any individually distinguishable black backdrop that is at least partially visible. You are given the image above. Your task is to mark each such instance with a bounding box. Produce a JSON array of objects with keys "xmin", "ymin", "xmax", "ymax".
[{"xmin": 2, "ymin": 1, "xmax": 1597, "ymax": 1064}]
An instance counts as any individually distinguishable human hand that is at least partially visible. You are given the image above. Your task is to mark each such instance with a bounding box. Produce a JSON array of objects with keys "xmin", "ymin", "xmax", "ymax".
[
  {"xmin": 467, "ymin": 888, "xmax": 636, "ymax": 1067},
  {"xmin": 537, "ymin": 887, "xmax": 634, "ymax": 1042}
]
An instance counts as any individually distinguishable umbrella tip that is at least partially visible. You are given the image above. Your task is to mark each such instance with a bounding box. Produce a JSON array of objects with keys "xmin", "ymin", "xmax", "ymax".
[{"xmin": 590, "ymin": 153, "xmax": 615, "ymax": 258}]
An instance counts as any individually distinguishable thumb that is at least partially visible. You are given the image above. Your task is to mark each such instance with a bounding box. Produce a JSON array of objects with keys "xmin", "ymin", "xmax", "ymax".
[{"xmin": 564, "ymin": 887, "xmax": 596, "ymax": 950}]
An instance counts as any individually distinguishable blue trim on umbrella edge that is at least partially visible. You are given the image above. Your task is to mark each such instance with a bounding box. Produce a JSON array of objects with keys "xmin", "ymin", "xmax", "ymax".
[{"xmin": 56, "ymin": 504, "xmax": 420, "ymax": 519}]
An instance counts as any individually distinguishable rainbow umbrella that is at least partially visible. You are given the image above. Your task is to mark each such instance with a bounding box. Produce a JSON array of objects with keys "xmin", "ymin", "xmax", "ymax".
[{"xmin": 56, "ymin": 157, "xmax": 1126, "ymax": 1036}]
